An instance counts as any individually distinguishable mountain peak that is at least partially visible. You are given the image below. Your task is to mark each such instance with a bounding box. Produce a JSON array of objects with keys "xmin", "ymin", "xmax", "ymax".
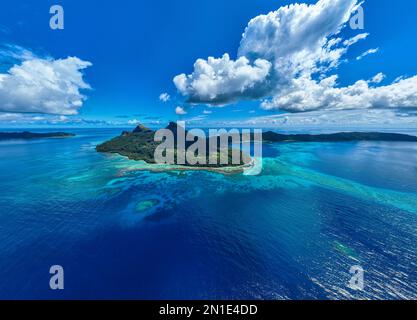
[{"xmin": 133, "ymin": 124, "xmax": 152, "ymax": 134}]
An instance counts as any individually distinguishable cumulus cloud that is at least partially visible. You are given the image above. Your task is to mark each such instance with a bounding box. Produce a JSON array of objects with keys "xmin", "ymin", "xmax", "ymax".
[
  {"xmin": 174, "ymin": 0, "xmax": 417, "ymax": 114},
  {"xmin": 0, "ymin": 47, "xmax": 92, "ymax": 115},
  {"xmin": 173, "ymin": 54, "xmax": 272, "ymax": 105},
  {"xmin": 159, "ymin": 92, "xmax": 170, "ymax": 102},
  {"xmin": 175, "ymin": 0, "xmax": 359, "ymax": 106},
  {"xmin": 238, "ymin": 0, "xmax": 357, "ymax": 74},
  {"xmin": 261, "ymin": 74, "xmax": 417, "ymax": 112},
  {"xmin": 175, "ymin": 106, "xmax": 187, "ymax": 115}
]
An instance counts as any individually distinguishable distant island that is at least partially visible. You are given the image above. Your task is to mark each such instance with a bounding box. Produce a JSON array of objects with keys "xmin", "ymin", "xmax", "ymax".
[
  {"xmin": 0, "ymin": 131, "xmax": 75, "ymax": 141},
  {"xmin": 262, "ymin": 131, "xmax": 417, "ymax": 142}
]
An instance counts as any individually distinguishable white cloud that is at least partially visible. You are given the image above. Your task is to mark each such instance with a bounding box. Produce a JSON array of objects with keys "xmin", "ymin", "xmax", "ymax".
[
  {"xmin": 245, "ymin": 109, "xmax": 417, "ymax": 128},
  {"xmin": 0, "ymin": 113, "xmax": 37, "ymax": 122},
  {"xmin": 0, "ymin": 112, "xmax": 118, "ymax": 126},
  {"xmin": 203, "ymin": 110, "xmax": 212, "ymax": 114},
  {"xmin": 0, "ymin": 53, "xmax": 92, "ymax": 115},
  {"xmin": 261, "ymin": 75, "xmax": 417, "ymax": 112},
  {"xmin": 175, "ymin": 0, "xmax": 358, "ymax": 106},
  {"xmin": 159, "ymin": 92, "xmax": 170, "ymax": 102},
  {"xmin": 186, "ymin": 108, "xmax": 417, "ymax": 128},
  {"xmin": 0, "ymin": 44, "xmax": 37, "ymax": 61},
  {"xmin": 343, "ymin": 33, "xmax": 369, "ymax": 46},
  {"xmin": 393, "ymin": 76, "xmax": 405, "ymax": 84},
  {"xmin": 128, "ymin": 119, "xmax": 142, "ymax": 125},
  {"xmin": 174, "ymin": 0, "xmax": 417, "ymax": 115},
  {"xmin": 356, "ymin": 48, "xmax": 379, "ymax": 60},
  {"xmin": 369, "ymin": 72, "xmax": 385, "ymax": 84},
  {"xmin": 238, "ymin": 0, "xmax": 358, "ymax": 75},
  {"xmin": 175, "ymin": 106, "xmax": 187, "ymax": 115},
  {"xmin": 173, "ymin": 53, "xmax": 272, "ymax": 105}
]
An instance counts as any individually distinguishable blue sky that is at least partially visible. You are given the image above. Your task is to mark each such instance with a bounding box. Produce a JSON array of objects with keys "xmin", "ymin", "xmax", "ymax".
[{"xmin": 1, "ymin": 0, "xmax": 417, "ymax": 128}]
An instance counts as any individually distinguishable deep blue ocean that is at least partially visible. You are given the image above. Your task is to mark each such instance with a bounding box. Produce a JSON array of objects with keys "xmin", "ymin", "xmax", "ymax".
[{"xmin": 0, "ymin": 128, "xmax": 416, "ymax": 300}]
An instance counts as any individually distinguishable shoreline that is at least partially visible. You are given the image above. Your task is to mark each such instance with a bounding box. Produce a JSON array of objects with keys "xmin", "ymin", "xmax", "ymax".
[{"xmin": 117, "ymin": 157, "xmax": 256, "ymax": 176}]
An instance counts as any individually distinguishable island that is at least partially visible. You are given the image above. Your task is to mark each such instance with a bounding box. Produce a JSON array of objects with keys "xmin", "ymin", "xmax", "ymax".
[
  {"xmin": 0, "ymin": 131, "xmax": 75, "ymax": 141},
  {"xmin": 262, "ymin": 131, "xmax": 417, "ymax": 142},
  {"xmin": 96, "ymin": 122, "xmax": 251, "ymax": 172}
]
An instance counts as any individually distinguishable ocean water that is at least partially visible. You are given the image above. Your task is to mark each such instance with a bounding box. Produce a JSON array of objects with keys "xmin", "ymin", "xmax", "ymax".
[{"xmin": 0, "ymin": 128, "xmax": 416, "ymax": 300}]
